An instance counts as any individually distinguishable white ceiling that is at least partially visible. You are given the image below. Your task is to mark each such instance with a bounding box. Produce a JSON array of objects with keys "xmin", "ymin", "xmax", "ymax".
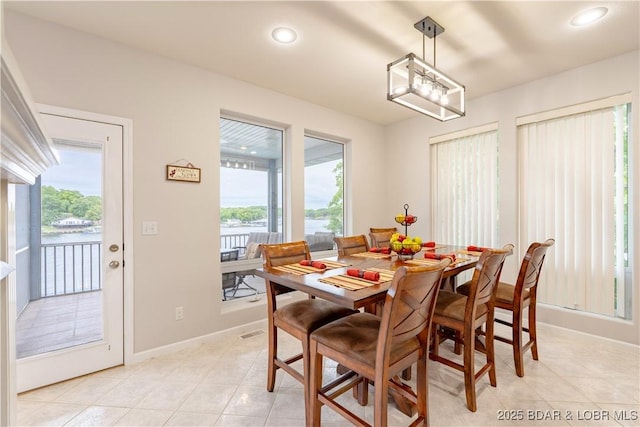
[{"xmin": 5, "ymin": 1, "xmax": 639, "ymax": 125}]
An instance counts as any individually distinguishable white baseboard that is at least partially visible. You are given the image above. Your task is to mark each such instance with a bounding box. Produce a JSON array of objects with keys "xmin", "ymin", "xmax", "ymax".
[
  {"xmin": 494, "ymin": 305, "xmax": 639, "ymax": 349},
  {"xmin": 130, "ymin": 319, "xmax": 267, "ymax": 364}
]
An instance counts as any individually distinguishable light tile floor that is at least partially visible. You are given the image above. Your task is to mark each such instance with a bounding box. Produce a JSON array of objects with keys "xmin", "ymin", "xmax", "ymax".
[
  {"xmin": 17, "ymin": 322, "xmax": 640, "ymax": 426},
  {"xmin": 17, "ymin": 274, "xmax": 264, "ymax": 359}
]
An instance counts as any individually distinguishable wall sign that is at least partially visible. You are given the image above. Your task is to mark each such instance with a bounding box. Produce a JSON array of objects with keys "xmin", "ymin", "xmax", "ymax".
[{"xmin": 166, "ymin": 164, "xmax": 201, "ymax": 183}]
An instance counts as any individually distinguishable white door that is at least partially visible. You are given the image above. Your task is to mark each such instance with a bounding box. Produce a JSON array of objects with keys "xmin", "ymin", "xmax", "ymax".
[{"xmin": 16, "ymin": 112, "xmax": 124, "ymax": 392}]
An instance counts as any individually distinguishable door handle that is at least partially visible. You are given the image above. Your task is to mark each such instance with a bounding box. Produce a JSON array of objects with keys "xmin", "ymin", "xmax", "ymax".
[{"xmin": 109, "ymin": 260, "xmax": 120, "ymax": 269}]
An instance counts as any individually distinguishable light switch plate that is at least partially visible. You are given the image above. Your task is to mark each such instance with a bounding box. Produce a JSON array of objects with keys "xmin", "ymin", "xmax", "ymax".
[{"xmin": 142, "ymin": 221, "xmax": 158, "ymax": 235}]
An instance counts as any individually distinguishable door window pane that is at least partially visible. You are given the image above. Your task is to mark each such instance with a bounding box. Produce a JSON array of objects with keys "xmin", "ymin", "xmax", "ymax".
[
  {"xmin": 304, "ymin": 136, "xmax": 344, "ymax": 252},
  {"xmin": 16, "ymin": 140, "xmax": 103, "ymax": 358}
]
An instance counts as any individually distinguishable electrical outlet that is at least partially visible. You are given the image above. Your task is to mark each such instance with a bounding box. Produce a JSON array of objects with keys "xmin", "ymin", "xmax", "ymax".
[{"xmin": 175, "ymin": 306, "xmax": 184, "ymax": 320}]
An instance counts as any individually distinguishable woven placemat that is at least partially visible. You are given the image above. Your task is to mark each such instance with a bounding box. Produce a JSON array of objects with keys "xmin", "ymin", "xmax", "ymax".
[
  {"xmin": 271, "ymin": 260, "xmax": 350, "ymax": 275},
  {"xmin": 405, "ymin": 257, "xmax": 471, "ymax": 267},
  {"xmin": 351, "ymin": 252, "xmax": 392, "ymax": 259},
  {"xmin": 319, "ymin": 268, "xmax": 395, "ymax": 290}
]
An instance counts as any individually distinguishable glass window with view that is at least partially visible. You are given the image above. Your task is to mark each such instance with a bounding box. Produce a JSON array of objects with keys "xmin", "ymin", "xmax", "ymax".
[
  {"xmin": 304, "ymin": 135, "xmax": 344, "ymax": 251},
  {"xmin": 219, "ymin": 117, "xmax": 283, "ymax": 301}
]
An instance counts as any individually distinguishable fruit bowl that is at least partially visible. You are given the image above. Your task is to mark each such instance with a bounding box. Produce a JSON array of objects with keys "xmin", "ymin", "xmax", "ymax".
[
  {"xmin": 390, "ymin": 238, "xmax": 422, "ymax": 261},
  {"xmin": 394, "ymin": 214, "xmax": 418, "ymax": 227}
]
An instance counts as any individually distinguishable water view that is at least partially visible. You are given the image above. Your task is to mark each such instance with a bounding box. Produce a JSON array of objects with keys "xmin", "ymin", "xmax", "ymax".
[{"xmin": 220, "ymin": 218, "xmax": 331, "ymax": 237}]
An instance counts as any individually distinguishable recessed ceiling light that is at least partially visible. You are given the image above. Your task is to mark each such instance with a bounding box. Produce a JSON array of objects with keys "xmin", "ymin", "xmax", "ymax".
[
  {"xmin": 571, "ymin": 6, "xmax": 608, "ymax": 27},
  {"xmin": 272, "ymin": 27, "xmax": 297, "ymax": 44}
]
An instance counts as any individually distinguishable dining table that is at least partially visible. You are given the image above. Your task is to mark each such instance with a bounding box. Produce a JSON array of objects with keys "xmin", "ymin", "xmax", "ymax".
[
  {"xmin": 254, "ymin": 244, "xmax": 480, "ymax": 310},
  {"xmin": 254, "ymin": 244, "xmax": 482, "ymax": 416}
]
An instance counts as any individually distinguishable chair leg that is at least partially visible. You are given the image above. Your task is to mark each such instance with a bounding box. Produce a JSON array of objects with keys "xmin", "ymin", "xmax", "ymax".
[
  {"xmin": 267, "ymin": 323, "xmax": 277, "ymax": 392},
  {"xmin": 373, "ymin": 369, "xmax": 389, "ymax": 427},
  {"xmin": 356, "ymin": 378, "xmax": 368, "ymax": 405},
  {"xmin": 309, "ymin": 340, "xmax": 323, "ymax": 427},
  {"xmin": 512, "ymin": 308, "xmax": 525, "ymax": 377},
  {"xmin": 301, "ymin": 337, "xmax": 311, "ymax": 426},
  {"xmin": 236, "ymin": 274, "xmax": 258, "ymax": 293},
  {"xmin": 416, "ymin": 348, "xmax": 429, "ymax": 426},
  {"xmin": 463, "ymin": 329, "xmax": 477, "ymax": 412},
  {"xmin": 430, "ymin": 324, "xmax": 440, "ymax": 360},
  {"xmin": 529, "ymin": 300, "xmax": 539, "ymax": 361},
  {"xmin": 454, "ymin": 330, "xmax": 462, "ymax": 355},
  {"xmin": 486, "ymin": 317, "xmax": 497, "ymax": 387}
]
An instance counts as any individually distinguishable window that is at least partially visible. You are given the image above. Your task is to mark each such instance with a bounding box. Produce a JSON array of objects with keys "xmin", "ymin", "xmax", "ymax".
[
  {"xmin": 219, "ymin": 117, "xmax": 283, "ymax": 301},
  {"xmin": 517, "ymin": 95, "xmax": 632, "ymax": 318},
  {"xmin": 304, "ymin": 135, "xmax": 344, "ymax": 252},
  {"xmin": 430, "ymin": 124, "xmax": 500, "ymax": 247}
]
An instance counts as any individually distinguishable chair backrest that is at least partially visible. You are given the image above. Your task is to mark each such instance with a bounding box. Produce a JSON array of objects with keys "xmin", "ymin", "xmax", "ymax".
[
  {"xmin": 306, "ymin": 232, "xmax": 336, "ymax": 251},
  {"xmin": 246, "ymin": 232, "xmax": 271, "ymax": 245},
  {"xmin": 369, "ymin": 230, "xmax": 394, "ymax": 249},
  {"xmin": 261, "ymin": 240, "xmax": 311, "ymax": 268},
  {"xmin": 333, "ymin": 235, "xmax": 370, "ymax": 256},
  {"xmin": 464, "ymin": 244, "xmax": 514, "ymax": 319},
  {"xmin": 377, "ymin": 260, "xmax": 450, "ymax": 362},
  {"xmin": 243, "ymin": 241, "xmax": 262, "ymax": 259},
  {"xmin": 369, "ymin": 227, "xmax": 398, "ymax": 234},
  {"xmin": 221, "ymin": 250, "xmax": 239, "ymax": 262},
  {"xmin": 515, "ymin": 238, "xmax": 555, "ymax": 295},
  {"xmin": 261, "ymin": 241, "xmax": 311, "ymax": 297},
  {"xmin": 267, "ymin": 232, "xmax": 282, "ymax": 244}
]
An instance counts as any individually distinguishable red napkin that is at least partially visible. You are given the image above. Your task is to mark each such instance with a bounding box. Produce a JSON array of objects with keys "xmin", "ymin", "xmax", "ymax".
[
  {"xmin": 422, "ymin": 241, "xmax": 436, "ymax": 248},
  {"xmin": 424, "ymin": 252, "xmax": 456, "ymax": 261},
  {"xmin": 370, "ymin": 247, "xmax": 391, "ymax": 254},
  {"xmin": 467, "ymin": 245, "xmax": 489, "ymax": 252},
  {"xmin": 300, "ymin": 260, "xmax": 327, "ymax": 269},
  {"xmin": 346, "ymin": 269, "xmax": 380, "ymax": 282}
]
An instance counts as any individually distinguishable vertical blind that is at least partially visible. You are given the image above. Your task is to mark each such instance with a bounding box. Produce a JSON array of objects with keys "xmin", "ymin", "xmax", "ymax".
[
  {"xmin": 430, "ymin": 126, "xmax": 499, "ymax": 247},
  {"xmin": 517, "ymin": 100, "xmax": 629, "ymax": 317}
]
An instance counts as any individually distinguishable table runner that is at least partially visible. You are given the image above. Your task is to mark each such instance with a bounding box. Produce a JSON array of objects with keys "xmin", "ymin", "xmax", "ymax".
[{"xmin": 271, "ymin": 259, "xmax": 350, "ymax": 275}]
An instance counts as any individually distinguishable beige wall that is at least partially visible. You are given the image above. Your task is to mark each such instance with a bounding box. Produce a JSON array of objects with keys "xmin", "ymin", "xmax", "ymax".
[
  {"xmin": 5, "ymin": 9, "xmax": 639, "ymax": 353},
  {"xmin": 4, "ymin": 11, "xmax": 388, "ymax": 353},
  {"xmin": 385, "ymin": 50, "xmax": 640, "ymax": 344}
]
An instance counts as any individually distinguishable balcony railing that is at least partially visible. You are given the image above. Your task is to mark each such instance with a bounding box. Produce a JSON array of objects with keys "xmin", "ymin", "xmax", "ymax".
[
  {"xmin": 41, "ymin": 241, "xmax": 102, "ymax": 297},
  {"xmin": 39, "ymin": 233, "xmax": 283, "ymax": 298},
  {"xmin": 221, "ymin": 233, "xmax": 250, "ymax": 251}
]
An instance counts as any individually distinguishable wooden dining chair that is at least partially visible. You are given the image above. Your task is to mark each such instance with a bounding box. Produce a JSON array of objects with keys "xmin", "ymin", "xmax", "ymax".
[
  {"xmin": 369, "ymin": 227, "xmax": 397, "ymax": 249},
  {"xmin": 259, "ymin": 241, "xmax": 357, "ymax": 422},
  {"xmin": 430, "ymin": 245, "xmax": 513, "ymax": 412},
  {"xmin": 369, "ymin": 227, "xmax": 398, "ymax": 233},
  {"xmin": 309, "ymin": 260, "xmax": 451, "ymax": 427},
  {"xmin": 457, "ymin": 239, "xmax": 554, "ymax": 377},
  {"xmin": 333, "ymin": 234, "xmax": 370, "ymax": 255}
]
